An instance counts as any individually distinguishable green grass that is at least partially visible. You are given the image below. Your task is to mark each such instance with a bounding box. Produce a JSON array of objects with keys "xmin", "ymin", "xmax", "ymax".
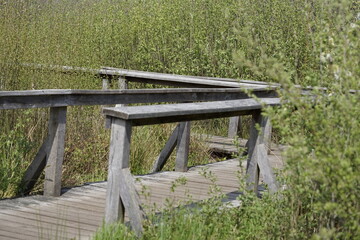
[{"xmin": 0, "ymin": 0, "xmax": 359, "ymax": 238}]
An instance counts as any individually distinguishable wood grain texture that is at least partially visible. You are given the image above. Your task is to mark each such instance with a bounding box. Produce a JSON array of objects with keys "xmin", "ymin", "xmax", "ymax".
[
  {"xmin": 0, "ymin": 143, "xmax": 284, "ymax": 240},
  {"xmin": 105, "ymin": 118, "xmax": 132, "ymax": 224},
  {"xmin": 103, "ymin": 98, "xmax": 281, "ymax": 126},
  {"xmin": 44, "ymin": 107, "xmax": 67, "ymax": 197},
  {"xmin": 0, "ymin": 88, "xmax": 277, "ymax": 110}
]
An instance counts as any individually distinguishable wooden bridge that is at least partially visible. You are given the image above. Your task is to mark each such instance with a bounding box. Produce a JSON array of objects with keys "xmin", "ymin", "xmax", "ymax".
[{"xmin": 0, "ymin": 67, "xmax": 284, "ymax": 239}]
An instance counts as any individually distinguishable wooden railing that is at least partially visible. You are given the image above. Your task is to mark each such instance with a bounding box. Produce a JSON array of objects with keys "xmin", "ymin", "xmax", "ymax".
[
  {"xmin": 0, "ymin": 86, "xmax": 277, "ymax": 197},
  {"xmin": 103, "ymin": 98, "xmax": 281, "ymax": 235}
]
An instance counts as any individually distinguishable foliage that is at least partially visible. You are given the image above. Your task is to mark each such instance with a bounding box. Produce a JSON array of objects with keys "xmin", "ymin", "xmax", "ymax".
[{"xmin": 0, "ymin": 0, "xmax": 359, "ymax": 238}]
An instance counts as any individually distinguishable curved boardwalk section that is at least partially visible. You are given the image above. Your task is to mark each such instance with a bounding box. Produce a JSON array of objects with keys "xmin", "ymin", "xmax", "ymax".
[{"xmin": 0, "ymin": 142, "xmax": 283, "ymax": 240}]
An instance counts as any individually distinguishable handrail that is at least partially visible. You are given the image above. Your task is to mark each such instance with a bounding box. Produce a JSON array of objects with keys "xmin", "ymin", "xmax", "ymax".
[{"xmin": 0, "ymin": 88, "xmax": 277, "ymax": 110}]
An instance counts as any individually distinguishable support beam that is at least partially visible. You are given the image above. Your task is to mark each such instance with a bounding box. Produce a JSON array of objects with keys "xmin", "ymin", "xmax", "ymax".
[
  {"xmin": 105, "ymin": 118, "xmax": 132, "ymax": 224},
  {"xmin": 228, "ymin": 116, "xmax": 242, "ymax": 138},
  {"xmin": 44, "ymin": 107, "xmax": 67, "ymax": 197},
  {"xmin": 102, "ymin": 78, "xmax": 110, "ymax": 90},
  {"xmin": 175, "ymin": 122, "xmax": 191, "ymax": 172},
  {"xmin": 20, "ymin": 137, "xmax": 48, "ymax": 195},
  {"xmin": 152, "ymin": 124, "xmax": 180, "ymax": 173},
  {"xmin": 246, "ymin": 112, "xmax": 277, "ymax": 193},
  {"xmin": 116, "ymin": 77, "xmax": 128, "ymax": 108},
  {"xmin": 118, "ymin": 168, "xmax": 145, "ymax": 236}
]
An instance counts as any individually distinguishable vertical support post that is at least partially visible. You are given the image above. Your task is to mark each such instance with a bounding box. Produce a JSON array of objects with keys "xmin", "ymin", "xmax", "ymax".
[
  {"xmin": 175, "ymin": 121, "xmax": 191, "ymax": 172},
  {"xmin": 246, "ymin": 111, "xmax": 277, "ymax": 194},
  {"xmin": 116, "ymin": 77, "xmax": 128, "ymax": 107},
  {"xmin": 246, "ymin": 112, "xmax": 261, "ymax": 193},
  {"xmin": 105, "ymin": 118, "xmax": 145, "ymax": 236},
  {"xmin": 44, "ymin": 107, "xmax": 67, "ymax": 197},
  {"xmin": 228, "ymin": 116, "xmax": 242, "ymax": 138},
  {"xmin": 102, "ymin": 77, "xmax": 110, "ymax": 90},
  {"xmin": 105, "ymin": 118, "xmax": 132, "ymax": 223}
]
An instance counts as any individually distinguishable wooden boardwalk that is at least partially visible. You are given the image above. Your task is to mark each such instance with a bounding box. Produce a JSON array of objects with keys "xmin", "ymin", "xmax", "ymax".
[{"xmin": 0, "ymin": 137, "xmax": 283, "ymax": 240}]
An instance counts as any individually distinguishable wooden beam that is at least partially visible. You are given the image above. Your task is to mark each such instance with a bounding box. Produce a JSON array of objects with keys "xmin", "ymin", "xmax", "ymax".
[
  {"xmin": 118, "ymin": 168, "xmax": 145, "ymax": 236},
  {"xmin": 175, "ymin": 122, "xmax": 191, "ymax": 172},
  {"xmin": 116, "ymin": 77, "xmax": 128, "ymax": 108},
  {"xmin": 256, "ymin": 144, "xmax": 278, "ymax": 193},
  {"xmin": 246, "ymin": 112, "xmax": 277, "ymax": 193},
  {"xmin": 151, "ymin": 124, "xmax": 180, "ymax": 173},
  {"xmin": 20, "ymin": 137, "xmax": 49, "ymax": 195},
  {"xmin": 105, "ymin": 118, "xmax": 132, "ymax": 224},
  {"xmin": 0, "ymin": 88, "xmax": 277, "ymax": 110},
  {"xmin": 99, "ymin": 67, "xmax": 269, "ymax": 89},
  {"xmin": 44, "ymin": 107, "xmax": 67, "ymax": 197},
  {"xmin": 228, "ymin": 116, "xmax": 242, "ymax": 138},
  {"xmin": 103, "ymin": 98, "xmax": 281, "ymax": 126}
]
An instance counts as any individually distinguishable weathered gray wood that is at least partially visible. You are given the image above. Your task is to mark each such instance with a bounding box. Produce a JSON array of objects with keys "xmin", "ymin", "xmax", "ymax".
[
  {"xmin": 102, "ymin": 78, "xmax": 109, "ymax": 90},
  {"xmin": 100, "ymin": 68, "xmax": 268, "ymax": 89},
  {"xmin": 103, "ymin": 98, "xmax": 281, "ymax": 126},
  {"xmin": 0, "ymin": 88, "xmax": 277, "ymax": 110},
  {"xmin": 256, "ymin": 144, "xmax": 278, "ymax": 193},
  {"xmin": 175, "ymin": 122, "xmax": 191, "ymax": 172},
  {"xmin": 20, "ymin": 137, "xmax": 49, "ymax": 195},
  {"xmin": 152, "ymin": 124, "xmax": 180, "ymax": 173},
  {"xmin": 44, "ymin": 107, "xmax": 67, "ymax": 197},
  {"xmin": 105, "ymin": 118, "xmax": 132, "ymax": 224},
  {"xmin": 117, "ymin": 168, "xmax": 145, "ymax": 236},
  {"xmin": 116, "ymin": 77, "xmax": 128, "ymax": 108},
  {"xmin": 245, "ymin": 112, "xmax": 277, "ymax": 193},
  {"xmin": 228, "ymin": 116, "xmax": 242, "ymax": 138}
]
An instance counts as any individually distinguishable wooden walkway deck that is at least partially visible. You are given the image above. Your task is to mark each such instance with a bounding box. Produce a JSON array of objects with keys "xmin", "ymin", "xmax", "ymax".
[{"xmin": 0, "ymin": 137, "xmax": 284, "ymax": 240}]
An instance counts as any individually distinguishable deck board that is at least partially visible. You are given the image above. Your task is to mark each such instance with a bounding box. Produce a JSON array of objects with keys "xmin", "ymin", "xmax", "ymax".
[{"xmin": 0, "ymin": 136, "xmax": 284, "ymax": 240}]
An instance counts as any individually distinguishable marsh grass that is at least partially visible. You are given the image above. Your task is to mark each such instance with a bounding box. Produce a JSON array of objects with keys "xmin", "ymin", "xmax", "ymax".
[{"xmin": 0, "ymin": 0, "xmax": 359, "ymax": 238}]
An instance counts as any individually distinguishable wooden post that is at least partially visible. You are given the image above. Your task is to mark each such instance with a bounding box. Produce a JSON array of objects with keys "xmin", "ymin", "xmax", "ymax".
[
  {"xmin": 102, "ymin": 78, "xmax": 110, "ymax": 90},
  {"xmin": 245, "ymin": 111, "xmax": 277, "ymax": 194},
  {"xmin": 152, "ymin": 124, "xmax": 180, "ymax": 173},
  {"xmin": 175, "ymin": 121, "xmax": 191, "ymax": 172},
  {"xmin": 105, "ymin": 118, "xmax": 132, "ymax": 224},
  {"xmin": 228, "ymin": 116, "xmax": 242, "ymax": 138},
  {"xmin": 116, "ymin": 77, "xmax": 128, "ymax": 108},
  {"xmin": 246, "ymin": 112, "xmax": 260, "ymax": 193},
  {"xmin": 20, "ymin": 137, "xmax": 48, "ymax": 195},
  {"xmin": 105, "ymin": 118, "xmax": 145, "ymax": 236},
  {"xmin": 44, "ymin": 107, "xmax": 67, "ymax": 197}
]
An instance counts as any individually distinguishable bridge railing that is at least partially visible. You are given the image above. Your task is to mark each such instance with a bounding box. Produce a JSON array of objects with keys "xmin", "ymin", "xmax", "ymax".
[
  {"xmin": 0, "ymin": 85, "xmax": 277, "ymax": 197},
  {"xmin": 102, "ymin": 97, "xmax": 281, "ymax": 235}
]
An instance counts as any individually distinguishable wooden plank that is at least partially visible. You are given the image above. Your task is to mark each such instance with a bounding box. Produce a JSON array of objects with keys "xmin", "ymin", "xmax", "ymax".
[
  {"xmin": 100, "ymin": 67, "xmax": 273, "ymax": 88},
  {"xmin": 44, "ymin": 107, "xmax": 67, "ymax": 197},
  {"xmin": 105, "ymin": 118, "xmax": 132, "ymax": 224},
  {"xmin": 175, "ymin": 122, "xmax": 191, "ymax": 172},
  {"xmin": 103, "ymin": 98, "xmax": 281, "ymax": 126},
  {"xmin": 228, "ymin": 116, "xmax": 242, "ymax": 138},
  {"xmin": 20, "ymin": 137, "xmax": 49, "ymax": 195},
  {"xmin": 118, "ymin": 168, "xmax": 145, "ymax": 236},
  {"xmin": 0, "ymin": 88, "xmax": 277, "ymax": 110},
  {"xmin": 152, "ymin": 124, "xmax": 180, "ymax": 172},
  {"xmin": 99, "ymin": 68, "xmax": 267, "ymax": 88}
]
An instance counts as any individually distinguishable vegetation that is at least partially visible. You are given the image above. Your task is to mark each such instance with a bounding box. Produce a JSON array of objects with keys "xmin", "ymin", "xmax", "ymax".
[{"xmin": 0, "ymin": 0, "xmax": 359, "ymax": 239}]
